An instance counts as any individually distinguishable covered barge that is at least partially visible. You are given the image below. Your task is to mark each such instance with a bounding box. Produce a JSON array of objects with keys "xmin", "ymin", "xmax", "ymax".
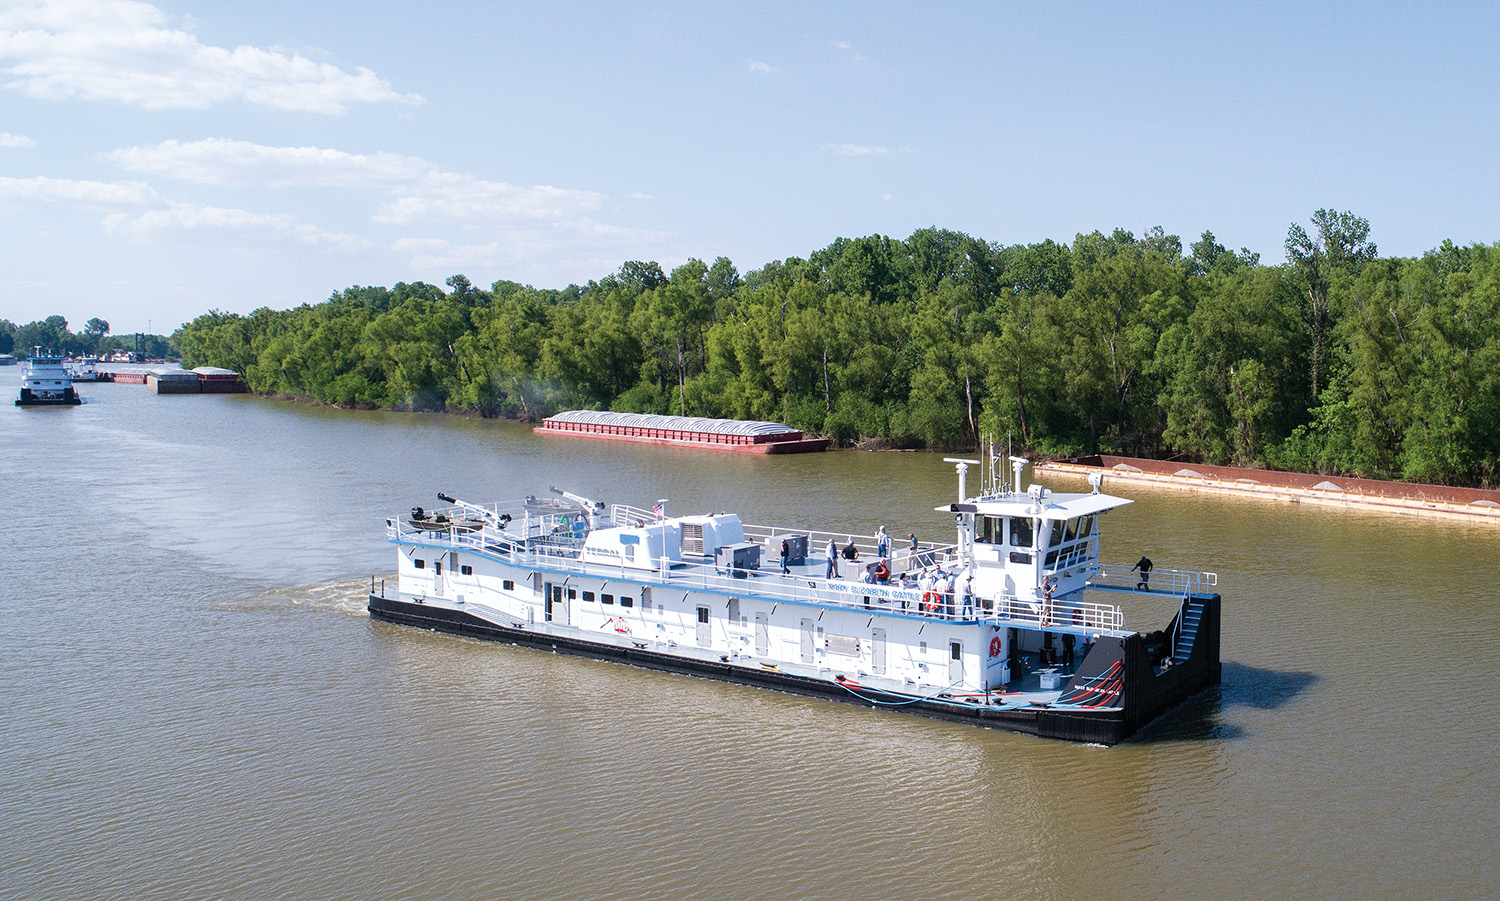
[
  {"xmin": 1042, "ymin": 454, "xmax": 1500, "ymax": 524},
  {"xmin": 534, "ymin": 410, "xmax": 829, "ymax": 454}
]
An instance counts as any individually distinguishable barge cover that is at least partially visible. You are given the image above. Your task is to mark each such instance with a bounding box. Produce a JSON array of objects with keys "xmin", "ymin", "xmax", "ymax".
[{"xmin": 535, "ymin": 410, "xmax": 829, "ymax": 454}]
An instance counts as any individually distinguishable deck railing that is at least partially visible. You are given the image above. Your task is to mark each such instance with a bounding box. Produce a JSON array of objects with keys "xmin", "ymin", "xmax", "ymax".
[
  {"xmin": 1093, "ymin": 561, "xmax": 1218, "ymax": 597},
  {"xmin": 386, "ymin": 515, "xmax": 1128, "ymax": 635},
  {"xmin": 742, "ymin": 524, "xmax": 958, "ymax": 574}
]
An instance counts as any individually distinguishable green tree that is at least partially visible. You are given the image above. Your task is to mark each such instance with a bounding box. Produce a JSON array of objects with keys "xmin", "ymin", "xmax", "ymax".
[
  {"xmin": 83, "ymin": 317, "xmax": 110, "ymax": 352},
  {"xmin": 1285, "ymin": 209, "xmax": 1377, "ymax": 399}
]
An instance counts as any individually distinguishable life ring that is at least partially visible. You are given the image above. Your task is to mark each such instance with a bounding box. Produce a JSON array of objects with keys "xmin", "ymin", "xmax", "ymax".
[
  {"xmin": 989, "ymin": 636, "xmax": 1002, "ymax": 658},
  {"xmin": 921, "ymin": 590, "xmax": 939, "ymax": 611}
]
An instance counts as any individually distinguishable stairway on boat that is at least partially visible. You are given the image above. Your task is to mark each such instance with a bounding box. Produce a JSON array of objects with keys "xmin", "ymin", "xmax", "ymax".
[{"xmin": 1172, "ymin": 596, "xmax": 1206, "ymax": 663}]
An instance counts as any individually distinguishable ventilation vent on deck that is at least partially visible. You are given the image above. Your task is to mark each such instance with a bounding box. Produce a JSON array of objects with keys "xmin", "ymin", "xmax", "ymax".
[{"xmin": 681, "ymin": 523, "xmax": 704, "ymax": 556}]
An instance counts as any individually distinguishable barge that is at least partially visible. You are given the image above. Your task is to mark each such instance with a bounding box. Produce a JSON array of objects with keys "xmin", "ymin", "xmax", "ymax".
[
  {"xmin": 1041, "ymin": 454, "xmax": 1500, "ymax": 524},
  {"xmin": 534, "ymin": 410, "xmax": 829, "ymax": 453},
  {"xmin": 369, "ymin": 457, "xmax": 1220, "ymax": 744}
]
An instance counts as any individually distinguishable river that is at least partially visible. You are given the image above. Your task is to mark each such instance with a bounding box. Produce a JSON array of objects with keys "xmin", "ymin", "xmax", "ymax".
[{"xmin": 2, "ymin": 368, "xmax": 1497, "ymax": 900}]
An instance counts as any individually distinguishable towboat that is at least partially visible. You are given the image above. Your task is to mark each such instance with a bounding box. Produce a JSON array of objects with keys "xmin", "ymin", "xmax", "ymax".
[
  {"xmin": 368, "ymin": 458, "xmax": 1221, "ymax": 744},
  {"xmin": 66, "ymin": 356, "xmax": 111, "ymax": 382},
  {"xmin": 16, "ymin": 348, "xmax": 82, "ymax": 406}
]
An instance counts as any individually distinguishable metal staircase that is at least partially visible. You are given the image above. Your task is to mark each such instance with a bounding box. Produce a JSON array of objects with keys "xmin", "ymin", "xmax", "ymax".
[{"xmin": 1171, "ymin": 595, "xmax": 1206, "ymax": 663}]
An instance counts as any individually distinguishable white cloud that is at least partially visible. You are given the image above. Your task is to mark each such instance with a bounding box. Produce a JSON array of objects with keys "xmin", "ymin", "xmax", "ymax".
[
  {"xmin": 111, "ymin": 137, "xmax": 609, "ymax": 228},
  {"xmin": 108, "ymin": 138, "xmax": 429, "ymax": 187},
  {"xmin": 376, "ymin": 176, "xmax": 605, "ymax": 226},
  {"xmin": 831, "ymin": 40, "xmax": 863, "ymax": 62},
  {"xmin": 0, "ymin": 0, "xmax": 421, "ymax": 112},
  {"xmin": 0, "ymin": 171, "xmax": 372, "ymax": 252},
  {"xmin": 391, "ymin": 217, "xmax": 676, "ymax": 282},
  {"xmin": 747, "ymin": 59, "xmax": 776, "ymax": 75},
  {"xmin": 0, "ymin": 131, "xmax": 36, "ymax": 147},
  {"xmin": 102, "ymin": 201, "xmax": 375, "ymax": 251},
  {"xmin": 0, "ymin": 174, "xmax": 157, "ymax": 205},
  {"xmin": 826, "ymin": 143, "xmax": 891, "ymax": 157},
  {"xmin": 624, "ymin": 192, "xmax": 652, "ymax": 200},
  {"xmin": 9, "ymin": 134, "xmax": 681, "ymax": 282}
]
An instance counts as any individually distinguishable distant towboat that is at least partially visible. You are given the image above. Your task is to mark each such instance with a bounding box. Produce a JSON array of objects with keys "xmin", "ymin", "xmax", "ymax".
[
  {"xmin": 534, "ymin": 410, "xmax": 829, "ymax": 454},
  {"xmin": 66, "ymin": 356, "xmax": 111, "ymax": 382},
  {"xmin": 17, "ymin": 348, "xmax": 81, "ymax": 406}
]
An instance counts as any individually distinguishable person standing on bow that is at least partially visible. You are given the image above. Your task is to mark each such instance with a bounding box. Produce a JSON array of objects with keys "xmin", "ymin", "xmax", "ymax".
[
  {"xmin": 826, "ymin": 537, "xmax": 839, "ymax": 579},
  {"xmin": 875, "ymin": 525, "xmax": 891, "ymax": 560}
]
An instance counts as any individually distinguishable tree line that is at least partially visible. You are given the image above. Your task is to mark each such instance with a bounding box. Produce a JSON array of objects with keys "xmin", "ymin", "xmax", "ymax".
[
  {"xmin": 0, "ymin": 316, "xmax": 176, "ymax": 360},
  {"xmin": 171, "ymin": 211, "xmax": 1500, "ymax": 488}
]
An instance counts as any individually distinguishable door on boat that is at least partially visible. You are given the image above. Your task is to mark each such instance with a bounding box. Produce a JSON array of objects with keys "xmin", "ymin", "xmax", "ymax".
[
  {"xmin": 696, "ymin": 605, "xmax": 710, "ymax": 646},
  {"xmin": 800, "ymin": 618, "xmax": 814, "ymax": 664},
  {"xmin": 871, "ymin": 628, "xmax": 887, "ymax": 675},
  {"xmin": 545, "ymin": 582, "xmax": 570, "ymax": 624},
  {"xmin": 755, "ymin": 612, "xmax": 769, "ymax": 657},
  {"xmin": 949, "ymin": 640, "xmax": 964, "ymax": 685},
  {"xmin": 433, "ymin": 559, "xmax": 445, "ymax": 596}
]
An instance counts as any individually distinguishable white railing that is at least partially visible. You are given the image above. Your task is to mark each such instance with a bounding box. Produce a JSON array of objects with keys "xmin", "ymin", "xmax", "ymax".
[
  {"xmin": 1093, "ymin": 561, "xmax": 1218, "ymax": 597},
  {"xmin": 610, "ymin": 502, "xmax": 658, "ymax": 527},
  {"xmin": 386, "ymin": 515, "xmax": 1128, "ymax": 634},
  {"xmin": 742, "ymin": 523, "xmax": 959, "ymax": 571}
]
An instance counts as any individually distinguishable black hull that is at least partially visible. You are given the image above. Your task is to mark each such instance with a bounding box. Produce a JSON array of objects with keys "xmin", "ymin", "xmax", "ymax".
[
  {"xmin": 16, "ymin": 386, "xmax": 82, "ymax": 406},
  {"xmin": 368, "ymin": 593, "xmax": 1223, "ymax": 744}
]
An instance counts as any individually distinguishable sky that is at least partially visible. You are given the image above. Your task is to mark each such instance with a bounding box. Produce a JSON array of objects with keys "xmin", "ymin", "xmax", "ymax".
[{"xmin": 1, "ymin": 0, "xmax": 1498, "ymax": 337}]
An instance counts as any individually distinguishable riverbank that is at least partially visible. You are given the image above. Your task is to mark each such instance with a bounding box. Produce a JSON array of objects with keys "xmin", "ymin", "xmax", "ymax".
[{"xmin": 1038, "ymin": 454, "xmax": 1500, "ymax": 524}]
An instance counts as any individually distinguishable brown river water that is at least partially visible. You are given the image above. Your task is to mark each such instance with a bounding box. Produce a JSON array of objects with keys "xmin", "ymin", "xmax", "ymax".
[{"xmin": 2, "ymin": 368, "xmax": 1498, "ymax": 900}]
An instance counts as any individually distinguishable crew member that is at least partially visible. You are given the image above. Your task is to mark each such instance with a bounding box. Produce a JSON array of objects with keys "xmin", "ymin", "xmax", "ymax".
[{"xmin": 1132, "ymin": 554, "xmax": 1154, "ymax": 590}]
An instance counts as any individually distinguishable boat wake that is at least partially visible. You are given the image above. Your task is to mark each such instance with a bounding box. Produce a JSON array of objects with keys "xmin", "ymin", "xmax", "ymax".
[{"xmin": 223, "ymin": 576, "xmax": 386, "ymax": 617}]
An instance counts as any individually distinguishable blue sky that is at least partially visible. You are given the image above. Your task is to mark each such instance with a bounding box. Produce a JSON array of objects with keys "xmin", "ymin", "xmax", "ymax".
[{"xmin": 2, "ymin": 0, "xmax": 1497, "ymax": 337}]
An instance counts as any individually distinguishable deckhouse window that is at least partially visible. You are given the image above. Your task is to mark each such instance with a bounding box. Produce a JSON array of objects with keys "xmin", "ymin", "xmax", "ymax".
[
  {"xmin": 602, "ymin": 593, "xmax": 614, "ymax": 605},
  {"xmin": 583, "ymin": 591, "xmax": 595, "ymax": 603},
  {"xmin": 977, "ymin": 516, "xmax": 1001, "ymax": 544},
  {"xmin": 414, "ymin": 559, "xmax": 425, "ymax": 569},
  {"xmin": 1008, "ymin": 518, "xmax": 1033, "ymax": 548},
  {"xmin": 620, "ymin": 596, "xmax": 634, "ymax": 608}
]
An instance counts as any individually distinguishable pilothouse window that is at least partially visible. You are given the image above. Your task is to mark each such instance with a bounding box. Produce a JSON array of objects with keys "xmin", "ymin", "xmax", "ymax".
[
  {"xmin": 977, "ymin": 516, "xmax": 1001, "ymax": 544},
  {"xmin": 1009, "ymin": 518, "xmax": 1034, "ymax": 548}
]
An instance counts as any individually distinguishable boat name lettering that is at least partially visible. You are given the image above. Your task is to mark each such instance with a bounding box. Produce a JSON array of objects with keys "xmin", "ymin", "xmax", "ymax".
[{"xmin": 824, "ymin": 582, "xmax": 922, "ymax": 603}]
